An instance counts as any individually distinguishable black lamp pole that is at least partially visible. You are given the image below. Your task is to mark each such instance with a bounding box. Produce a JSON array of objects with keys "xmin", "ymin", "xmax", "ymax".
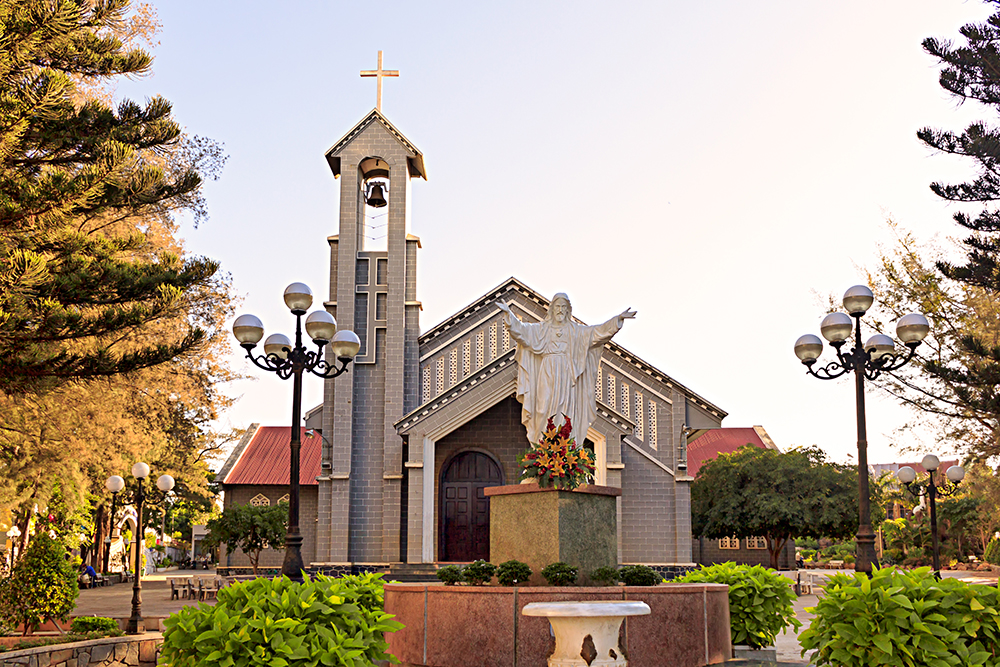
[
  {"xmin": 126, "ymin": 475, "xmax": 146, "ymax": 635},
  {"xmin": 896, "ymin": 458, "xmax": 965, "ymax": 578},
  {"xmin": 795, "ymin": 286, "xmax": 929, "ymax": 575},
  {"xmin": 233, "ymin": 283, "xmax": 359, "ymax": 582}
]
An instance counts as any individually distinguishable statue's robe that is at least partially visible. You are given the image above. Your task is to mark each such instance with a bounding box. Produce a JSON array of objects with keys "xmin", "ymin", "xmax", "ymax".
[{"xmin": 504, "ymin": 314, "xmax": 622, "ymax": 445}]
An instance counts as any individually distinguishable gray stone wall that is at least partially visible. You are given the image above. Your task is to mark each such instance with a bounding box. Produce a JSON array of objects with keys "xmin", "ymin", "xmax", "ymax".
[
  {"xmin": 0, "ymin": 634, "xmax": 161, "ymax": 667},
  {"xmin": 619, "ymin": 441, "xmax": 680, "ymax": 564},
  {"xmin": 221, "ymin": 485, "xmax": 318, "ymax": 567}
]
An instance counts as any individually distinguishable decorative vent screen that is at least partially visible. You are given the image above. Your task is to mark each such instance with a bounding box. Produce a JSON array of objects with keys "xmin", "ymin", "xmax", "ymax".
[{"xmin": 249, "ymin": 494, "xmax": 270, "ymax": 507}]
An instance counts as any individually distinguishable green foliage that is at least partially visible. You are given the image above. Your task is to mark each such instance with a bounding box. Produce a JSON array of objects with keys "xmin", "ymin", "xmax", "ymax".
[
  {"xmin": 160, "ymin": 573, "xmax": 403, "ymax": 667},
  {"xmin": 618, "ymin": 565, "xmax": 660, "ymax": 587},
  {"xmin": 677, "ymin": 562, "xmax": 800, "ymax": 649},
  {"xmin": 462, "ymin": 560, "xmax": 496, "ymax": 586},
  {"xmin": 692, "ymin": 445, "xmax": 857, "ymax": 569},
  {"xmin": 0, "ymin": 534, "xmax": 79, "ymax": 635},
  {"xmin": 541, "ymin": 562, "xmax": 578, "ymax": 587},
  {"xmin": 589, "ymin": 566, "xmax": 619, "ymax": 586},
  {"xmin": 203, "ymin": 502, "xmax": 287, "ymax": 575},
  {"xmin": 436, "ymin": 565, "xmax": 462, "ymax": 585},
  {"xmin": 799, "ymin": 567, "xmax": 1000, "ymax": 666},
  {"xmin": 985, "ymin": 537, "xmax": 1000, "ymax": 565},
  {"xmin": 0, "ymin": 0, "xmax": 224, "ymax": 392},
  {"xmin": 70, "ymin": 616, "xmax": 119, "ymax": 634},
  {"xmin": 497, "ymin": 560, "xmax": 533, "ymax": 586}
]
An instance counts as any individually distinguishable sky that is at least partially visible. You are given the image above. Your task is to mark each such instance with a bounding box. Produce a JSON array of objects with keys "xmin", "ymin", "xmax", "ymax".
[{"xmin": 117, "ymin": 0, "xmax": 999, "ymax": 469}]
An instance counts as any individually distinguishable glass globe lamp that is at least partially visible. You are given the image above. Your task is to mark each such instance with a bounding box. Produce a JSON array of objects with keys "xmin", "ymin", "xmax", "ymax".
[
  {"xmin": 283, "ymin": 283, "xmax": 313, "ymax": 314},
  {"xmin": 305, "ymin": 311, "xmax": 337, "ymax": 343},
  {"xmin": 864, "ymin": 334, "xmax": 895, "ymax": 360},
  {"xmin": 233, "ymin": 314, "xmax": 264, "ymax": 345},
  {"xmin": 330, "ymin": 330, "xmax": 361, "ymax": 360},
  {"xmin": 794, "ymin": 334, "xmax": 824, "ymax": 363},
  {"xmin": 843, "ymin": 285, "xmax": 875, "ymax": 316},
  {"xmin": 820, "ymin": 312, "xmax": 853, "ymax": 343},
  {"xmin": 921, "ymin": 454, "xmax": 940, "ymax": 472},
  {"xmin": 896, "ymin": 313, "xmax": 930, "ymax": 346},
  {"xmin": 896, "ymin": 466, "xmax": 917, "ymax": 484},
  {"xmin": 131, "ymin": 462, "xmax": 150, "ymax": 479},
  {"xmin": 105, "ymin": 475, "xmax": 125, "ymax": 493},
  {"xmin": 156, "ymin": 475, "xmax": 175, "ymax": 492},
  {"xmin": 264, "ymin": 333, "xmax": 292, "ymax": 360},
  {"xmin": 946, "ymin": 465, "xmax": 965, "ymax": 483}
]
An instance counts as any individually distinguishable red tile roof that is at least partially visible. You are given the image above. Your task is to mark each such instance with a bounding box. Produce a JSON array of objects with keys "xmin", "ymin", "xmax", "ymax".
[
  {"xmin": 223, "ymin": 427, "xmax": 322, "ymax": 486},
  {"xmin": 687, "ymin": 427, "xmax": 776, "ymax": 477}
]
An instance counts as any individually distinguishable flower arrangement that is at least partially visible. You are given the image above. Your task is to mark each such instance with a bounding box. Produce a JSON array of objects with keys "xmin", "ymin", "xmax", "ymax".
[{"xmin": 518, "ymin": 416, "xmax": 595, "ymax": 490}]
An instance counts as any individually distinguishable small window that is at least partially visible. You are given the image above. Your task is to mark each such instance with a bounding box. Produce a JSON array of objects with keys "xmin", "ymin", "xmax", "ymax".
[
  {"xmin": 719, "ymin": 536, "xmax": 739, "ymax": 550},
  {"xmin": 278, "ymin": 494, "xmax": 290, "ymax": 504},
  {"xmin": 249, "ymin": 493, "xmax": 270, "ymax": 507},
  {"xmin": 747, "ymin": 536, "xmax": 768, "ymax": 550}
]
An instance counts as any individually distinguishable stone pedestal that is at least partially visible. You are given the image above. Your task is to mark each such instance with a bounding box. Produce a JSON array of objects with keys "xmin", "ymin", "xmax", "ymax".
[{"xmin": 484, "ymin": 483, "xmax": 621, "ymax": 586}]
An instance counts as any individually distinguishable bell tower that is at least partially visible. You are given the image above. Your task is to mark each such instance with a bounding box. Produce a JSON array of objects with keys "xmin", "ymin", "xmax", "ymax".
[{"xmin": 316, "ymin": 108, "xmax": 426, "ymax": 566}]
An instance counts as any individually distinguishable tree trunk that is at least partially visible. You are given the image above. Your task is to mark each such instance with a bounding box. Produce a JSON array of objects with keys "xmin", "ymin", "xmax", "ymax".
[
  {"xmin": 767, "ymin": 536, "xmax": 787, "ymax": 570},
  {"xmin": 91, "ymin": 503, "xmax": 107, "ymax": 571}
]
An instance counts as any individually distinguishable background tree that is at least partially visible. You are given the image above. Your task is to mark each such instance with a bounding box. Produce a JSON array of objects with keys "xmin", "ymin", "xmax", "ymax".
[
  {"xmin": 0, "ymin": 532, "xmax": 78, "ymax": 636},
  {"xmin": 202, "ymin": 503, "xmax": 288, "ymax": 575},
  {"xmin": 0, "ymin": 0, "xmax": 228, "ymax": 392},
  {"xmin": 692, "ymin": 445, "xmax": 858, "ymax": 569},
  {"xmin": 865, "ymin": 2, "xmax": 1000, "ymax": 458},
  {"xmin": 0, "ymin": 0, "xmax": 239, "ymax": 561}
]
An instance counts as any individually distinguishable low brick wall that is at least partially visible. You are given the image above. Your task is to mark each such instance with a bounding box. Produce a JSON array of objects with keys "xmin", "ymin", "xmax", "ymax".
[{"xmin": 0, "ymin": 633, "xmax": 162, "ymax": 667}]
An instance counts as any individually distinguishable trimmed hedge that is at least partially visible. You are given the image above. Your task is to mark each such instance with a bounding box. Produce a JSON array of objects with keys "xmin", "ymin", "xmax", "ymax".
[
  {"xmin": 160, "ymin": 573, "xmax": 402, "ymax": 667},
  {"xmin": 799, "ymin": 567, "xmax": 1000, "ymax": 666}
]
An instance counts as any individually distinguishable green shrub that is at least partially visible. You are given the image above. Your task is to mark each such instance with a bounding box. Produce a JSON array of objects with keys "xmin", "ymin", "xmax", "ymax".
[
  {"xmin": 799, "ymin": 566, "xmax": 1000, "ymax": 666},
  {"xmin": 541, "ymin": 562, "xmax": 577, "ymax": 586},
  {"xmin": 436, "ymin": 565, "xmax": 463, "ymax": 585},
  {"xmin": 462, "ymin": 560, "xmax": 496, "ymax": 586},
  {"xmin": 590, "ymin": 566, "xmax": 619, "ymax": 586},
  {"xmin": 677, "ymin": 562, "xmax": 799, "ymax": 649},
  {"xmin": 0, "ymin": 534, "xmax": 79, "ymax": 636},
  {"xmin": 496, "ymin": 560, "xmax": 532, "ymax": 586},
  {"xmin": 985, "ymin": 537, "xmax": 1000, "ymax": 565},
  {"xmin": 70, "ymin": 616, "xmax": 119, "ymax": 634},
  {"xmin": 618, "ymin": 564, "xmax": 660, "ymax": 587},
  {"xmin": 161, "ymin": 574, "xmax": 403, "ymax": 667}
]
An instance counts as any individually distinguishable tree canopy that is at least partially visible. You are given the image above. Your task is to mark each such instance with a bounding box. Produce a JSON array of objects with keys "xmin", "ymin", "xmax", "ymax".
[
  {"xmin": 874, "ymin": 2, "xmax": 1000, "ymax": 458},
  {"xmin": 691, "ymin": 445, "xmax": 858, "ymax": 569},
  {"xmin": 203, "ymin": 503, "xmax": 288, "ymax": 575},
  {"xmin": 0, "ymin": 0, "xmax": 223, "ymax": 392},
  {"xmin": 0, "ymin": 0, "xmax": 239, "ymax": 565}
]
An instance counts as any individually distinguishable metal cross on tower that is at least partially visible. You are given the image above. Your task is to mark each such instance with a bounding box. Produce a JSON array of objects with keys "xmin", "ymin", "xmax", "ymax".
[{"xmin": 360, "ymin": 51, "xmax": 399, "ymax": 112}]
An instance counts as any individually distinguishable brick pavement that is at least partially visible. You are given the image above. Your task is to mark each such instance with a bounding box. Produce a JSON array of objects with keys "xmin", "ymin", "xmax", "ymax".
[{"xmin": 72, "ymin": 569, "xmax": 217, "ymax": 627}]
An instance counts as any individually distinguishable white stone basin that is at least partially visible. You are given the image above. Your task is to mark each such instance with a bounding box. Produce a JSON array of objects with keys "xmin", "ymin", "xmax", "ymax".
[{"xmin": 522, "ymin": 601, "xmax": 650, "ymax": 667}]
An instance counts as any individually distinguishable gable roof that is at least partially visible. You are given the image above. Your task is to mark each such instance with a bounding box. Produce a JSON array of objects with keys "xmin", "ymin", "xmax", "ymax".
[
  {"xmin": 325, "ymin": 109, "xmax": 427, "ymax": 179},
  {"xmin": 220, "ymin": 427, "xmax": 322, "ymax": 486},
  {"xmin": 417, "ymin": 277, "xmax": 727, "ymax": 420},
  {"xmin": 686, "ymin": 426, "xmax": 778, "ymax": 476}
]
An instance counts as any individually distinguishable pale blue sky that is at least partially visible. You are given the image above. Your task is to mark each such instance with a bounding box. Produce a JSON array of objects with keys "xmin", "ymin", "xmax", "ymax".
[{"xmin": 122, "ymin": 0, "xmax": 997, "ymax": 466}]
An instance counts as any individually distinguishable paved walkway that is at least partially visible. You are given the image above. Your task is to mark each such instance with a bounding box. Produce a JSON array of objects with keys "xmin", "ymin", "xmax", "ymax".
[{"xmin": 73, "ymin": 569, "xmax": 217, "ymax": 626}]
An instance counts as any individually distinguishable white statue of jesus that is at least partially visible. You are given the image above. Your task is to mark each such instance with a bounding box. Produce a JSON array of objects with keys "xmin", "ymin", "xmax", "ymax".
[{"xmin": 497, "ymin": 294, "xmax": 636, "ymax": 447}]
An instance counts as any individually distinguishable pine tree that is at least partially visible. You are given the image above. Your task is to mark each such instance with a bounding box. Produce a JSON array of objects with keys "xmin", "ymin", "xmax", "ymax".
[{"xmin": 0, "ymin": 0, "xmax": 220, "ymax": 392}]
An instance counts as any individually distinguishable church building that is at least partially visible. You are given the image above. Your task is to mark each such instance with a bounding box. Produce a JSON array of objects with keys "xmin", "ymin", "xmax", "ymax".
[{"xmin": 219, "ymin": 107, "xmax": 736, "ymax": 576}]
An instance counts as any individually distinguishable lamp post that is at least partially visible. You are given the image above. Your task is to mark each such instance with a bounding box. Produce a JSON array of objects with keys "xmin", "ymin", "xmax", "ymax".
[
  {"xmin": 121, "ymin": 463, "xmax": 174, "ymax": 634},
  {"xmin": 794, "ymin": 285, "xmax": 931, "ymax": 574},
  {"xmin": 232, "ymin": 282, "xmax": 360, "ymax": 582},
  {"xmin": 896, "ymin": 456, "xmax": 965, "ymax": 578},
  {"xmin": 104, "ymin": 475, "xmax": 124, "ymax": 574}
]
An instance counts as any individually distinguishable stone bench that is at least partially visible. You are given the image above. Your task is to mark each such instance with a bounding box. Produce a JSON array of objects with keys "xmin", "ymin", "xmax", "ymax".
[{"xmin": 522, "ymin": 601, "xmax": 650, "ymax": 667}]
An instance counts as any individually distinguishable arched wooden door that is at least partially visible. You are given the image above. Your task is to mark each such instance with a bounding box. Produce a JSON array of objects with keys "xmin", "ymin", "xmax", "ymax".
[{"xmin": 440, "ymin": 451, "xmax": 503, "ymax": 562}]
